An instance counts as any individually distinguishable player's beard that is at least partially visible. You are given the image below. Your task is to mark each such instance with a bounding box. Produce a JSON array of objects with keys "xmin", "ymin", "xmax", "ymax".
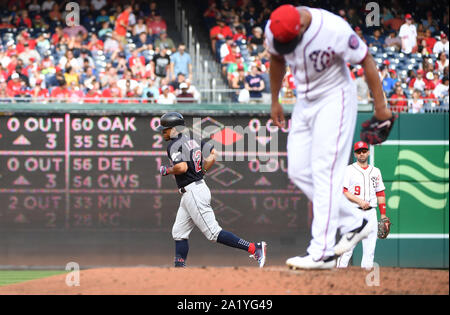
[{"xmin": 357, "ymin": 156, "xmax": 368, "ymax": 164}]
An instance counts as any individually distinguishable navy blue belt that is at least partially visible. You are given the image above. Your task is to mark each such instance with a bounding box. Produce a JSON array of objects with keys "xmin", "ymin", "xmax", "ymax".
[{"xmin": 179, "ymin": 180, "xmax": 204, "ymax": 194}]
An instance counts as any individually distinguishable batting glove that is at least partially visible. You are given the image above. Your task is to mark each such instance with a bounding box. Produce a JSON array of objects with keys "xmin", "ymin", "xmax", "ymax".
[{"xmin": 160, "ymin": 166, "xmax": 169, "ymax": 176}]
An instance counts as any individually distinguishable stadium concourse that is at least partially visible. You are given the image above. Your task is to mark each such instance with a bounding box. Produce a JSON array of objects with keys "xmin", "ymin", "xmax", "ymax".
[{"xmin": 0, "ymin": 0, "xmax": 448, "ymax": 112}]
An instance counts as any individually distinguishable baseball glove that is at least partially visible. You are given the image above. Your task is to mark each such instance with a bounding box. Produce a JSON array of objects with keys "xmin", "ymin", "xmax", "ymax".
[
  {"xmin": 360, "ymin": 115, "xmax": 397, "ymax": 145},
  {"xmin": 377, "ymin": 217, "xmax": 391, "ymax": 239}
]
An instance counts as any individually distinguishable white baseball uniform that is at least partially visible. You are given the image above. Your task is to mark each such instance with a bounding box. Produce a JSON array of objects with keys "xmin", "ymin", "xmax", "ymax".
[
  {"xmin": 265, "ymin": 7, "xmax": 370, "ymax": 261},
  {"xmin": 337, "ymin": 163, "xmax": 386, "ymax": 268},
  {"xmin": 398, "ymin": 23, "xmax": 417, "ymax": 54}
]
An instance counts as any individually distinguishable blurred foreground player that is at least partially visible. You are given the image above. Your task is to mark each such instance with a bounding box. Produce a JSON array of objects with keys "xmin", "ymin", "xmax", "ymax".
[
  {"xmin": 157, "ymin": 112, "xmax": 267, "ymax": 268},
  {"xmin": 265, "ymin": 5, "xmax": 395, "ymax": 269}
]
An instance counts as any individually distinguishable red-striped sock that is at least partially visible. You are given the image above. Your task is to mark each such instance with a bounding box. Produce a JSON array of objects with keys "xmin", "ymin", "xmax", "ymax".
[{"xmin": 248, "ymin": 243, "xmax": 256, "ymax": 255}]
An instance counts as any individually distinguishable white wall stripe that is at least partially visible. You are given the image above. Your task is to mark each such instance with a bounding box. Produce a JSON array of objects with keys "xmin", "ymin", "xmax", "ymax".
[
  {"xmin": 382, "ymin": 140, "xmax": 449, "ymax": 146},
  {"xmin": 387, "ymin": 234, "xmax": 449, "ymax": 239}
]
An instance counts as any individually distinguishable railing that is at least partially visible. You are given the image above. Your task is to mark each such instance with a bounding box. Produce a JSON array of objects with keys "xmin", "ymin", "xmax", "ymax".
[
  {"xmin": 174, "ymin": 0, "xmax": 223, "ymax": 92},
  {"xmin": 0, "ymin": 94, "xmax": 448, "ymax": 113}
]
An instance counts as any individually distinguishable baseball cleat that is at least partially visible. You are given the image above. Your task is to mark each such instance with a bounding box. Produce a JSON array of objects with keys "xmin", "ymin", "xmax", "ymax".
[
  {"xmin": 250, "ymin": 241, "xmax": 267, "ymax": 268},
  {"xmin": 286, "ymin": 255, "xmax": 336, "ymax": 270},
  {"xmin": 334, "ymin": 219, "xmax": 372, "ymax": 256},
  {"xmin": 174, "ymin": 257, "xmax": 186, "ymax": 268}
]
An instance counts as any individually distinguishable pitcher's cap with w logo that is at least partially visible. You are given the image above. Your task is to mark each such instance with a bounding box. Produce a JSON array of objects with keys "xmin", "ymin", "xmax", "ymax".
[{"xmin": 354, "ymin": 141, "xmax": 369, "ymax": 151}]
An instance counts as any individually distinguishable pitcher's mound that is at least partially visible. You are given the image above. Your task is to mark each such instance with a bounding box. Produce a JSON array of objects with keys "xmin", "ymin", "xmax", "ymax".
[{"xmin": 0, "ymin": 267, "xmax": 448, "ymax": 295}]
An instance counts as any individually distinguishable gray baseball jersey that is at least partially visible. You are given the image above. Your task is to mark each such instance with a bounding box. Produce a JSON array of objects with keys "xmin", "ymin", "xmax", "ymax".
[{"xmin": 166, "ymin": 134, "xmax": 222, "ymax": 242}]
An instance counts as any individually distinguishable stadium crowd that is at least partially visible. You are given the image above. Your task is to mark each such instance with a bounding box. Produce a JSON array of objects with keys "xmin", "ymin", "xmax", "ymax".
[
  {"xmin": 203, "ymin": 0, "xmax": 449, "ymax": 111},
  {"xmin": 0, "ymin": 0, "xmax": 199, "ymax": 104},
  {"xmin": 0, "ymin": 0, "xmax": 448, "ymax": 111}
]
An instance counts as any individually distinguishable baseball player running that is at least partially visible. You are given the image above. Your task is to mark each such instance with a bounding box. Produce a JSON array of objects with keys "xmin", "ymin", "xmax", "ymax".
[
  {"xmin": 336, "ymin": 141, "xmax": 387, "ymax": 269},
  {"xmin": 157, "ymin": 112, "xmax": 267, "ymax": 268},
  {"xmin": 266, "ymin": 5, "xmax": 394, "ymax": 269}
]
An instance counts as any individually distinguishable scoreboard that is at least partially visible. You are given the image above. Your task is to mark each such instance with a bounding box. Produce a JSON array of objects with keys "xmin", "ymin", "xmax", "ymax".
[{"xmin": 0, "ymin": 114, "xmax": 309, "ymax": 235}]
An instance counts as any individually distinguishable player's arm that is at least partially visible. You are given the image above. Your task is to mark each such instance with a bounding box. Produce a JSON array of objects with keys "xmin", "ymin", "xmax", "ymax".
[
  {"xmin": 376, "ymin": 191, "xmax": 387, "ymax": 219},
  {"xmin": 360, "ymin": 53, "xmax": 392, "ymax": 121},
  {"xmin": 202, "ymin": 148, "xmax": 217, "ymax": 173},
  {"xmin": 344, "ymin": 189, "xmax": 370, "ymax": 209},
  {"xmin": 165, "ymin": 162, "xmax": 188, "ymax": 175},
  {"xmin": 160, "ymin": 144, "xmax": 189, "ymax": 176},
  {"xmin": 270, "ymin": 53, "xmax": 286, "ymax": 128}
]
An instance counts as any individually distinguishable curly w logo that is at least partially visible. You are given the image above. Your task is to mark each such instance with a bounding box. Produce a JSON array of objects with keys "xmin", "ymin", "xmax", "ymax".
[{"xmin": 387, "ymin": 150, "xmax": 449, "ymax": 210}]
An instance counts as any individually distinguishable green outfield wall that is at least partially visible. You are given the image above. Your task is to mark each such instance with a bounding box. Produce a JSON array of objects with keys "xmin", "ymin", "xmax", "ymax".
[
  {"xmin": 353, "ymin": 113, "xmax": 449, "ymax": 268},
  {"xmin": 0, "ymin": 103, "xmax": 447, "ymax": 268}
]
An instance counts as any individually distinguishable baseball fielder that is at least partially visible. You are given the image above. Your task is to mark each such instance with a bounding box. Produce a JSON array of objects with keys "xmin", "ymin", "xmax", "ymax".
[
  {"xmin": 157, "ymin": 112, "xmax": 267, "ymax": 268},
  {"xmin": 266, "ymin": 5, "xmax": 394, "ymax": 269},
  {"xmin": 336, "ymin": 141, "xmax": 387, "ymax": 269}
]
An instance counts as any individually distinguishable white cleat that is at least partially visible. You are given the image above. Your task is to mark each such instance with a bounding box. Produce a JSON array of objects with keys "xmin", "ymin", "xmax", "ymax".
[
  {"xmin": 334, "ymin": 219, "xmax": 372, "ymax": 256},
  {"xmin": 286, "ymin": 255, "xmax": 336, "ymax": 270}
]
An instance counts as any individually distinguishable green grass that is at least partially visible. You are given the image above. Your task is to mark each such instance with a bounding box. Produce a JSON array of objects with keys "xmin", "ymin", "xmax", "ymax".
[{"xmin": 0, "ymin": 271, "xmax": 67, "ymax": 287}]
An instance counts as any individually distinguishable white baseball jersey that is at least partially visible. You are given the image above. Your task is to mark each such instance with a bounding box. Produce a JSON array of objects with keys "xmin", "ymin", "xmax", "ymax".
[
  {"xmin": 343, "ymin": 163, "xmax": 386, "ymax": 208},
  {"xmin": 265, "ymin": 7, "xmax": 368, "ymax": 102},
  {"xmin": 398, "ymin": 23, "xmax": 417, "ymax": 54},
  {"xmin": 338, "ymin": 163, "xmax": 385, "ymax": 269}
]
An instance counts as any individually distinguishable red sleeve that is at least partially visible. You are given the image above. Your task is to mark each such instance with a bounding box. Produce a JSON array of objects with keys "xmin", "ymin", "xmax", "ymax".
[
  {"xmin": 210, "ymin": 26, "xmax": 219, "ymax": 38},
  {"xmin": 102, "ymin": 89, "xmax": 111, "ymax": 98},
  {"xmin": 343, "ymin": 187, "xmax": 348, "ymax": 193},
  {"xmin": 224, "ymin": 26, "xmax": 234, "ymax": 37},
  {"xmin": 376, "ymin": 190, "xmax": 385, "ymax": 197},
  {"xmin": 408, "ymin": 78, "xmax": 415, "ymax": 88}
]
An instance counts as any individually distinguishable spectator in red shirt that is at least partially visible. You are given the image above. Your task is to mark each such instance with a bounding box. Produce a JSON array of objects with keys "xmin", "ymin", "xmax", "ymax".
[
  {"xmin": 67, "ymin": 81, "xmax": 85, "ymax": 103},
  {"xmin": 87, "ymin": 34, "xmax": 104, "ymax": 52},
  {"xmin": 84, "ymin": 81, "xmax": 102, "ymax": 103},
  {"xmin": 210, "ymin": 19, "xmax": 233, "ymax": 55},
  {"xmin": 0, "ymin": 65, "xmax": 9, "ymax": 82},
  {"xmin": 48, "ymin": 3, "xmax": 62, "ymax": 22},
  {"xmin": 422, "ymin": 29, "xmax": 437, "ymax": 54},
  {"xmin": 15, "ymin": 10, "xmax": 32, "ymax": 28},
  {"xmin": 408, "ymin": 69, "xmax": 429, "ymax": 92},
  {"xmin": 203, "ymin": 1, "xmax": 220, "ymax": 30},
  {"xmin": 233, "ymin": 25, "xmax": 247, "ymax": 42},
  {"xmin": 102, "ymin": 81, "xmax": 123, "ymax": 103},
  {"xmin": 51, "ymin": 26, "xmax": 69, "ymax": 46},
  {"xmin": 50, "ymin": 79, "xmax": 70, "ymax": 102},
  {"xmin": 15, "ymin": 31, "xmax": 37, "ymax": 54},
  {"xmin": 32, "ymin": 83, "xmax": 50, "ymax": 100},
  {"xmin": 7, "ymin": 73, "xmax": 22, "ymax": 97},
  {"xmin": 114, "ymin": 5, "xmax": 132, "ymax": 45},
  {"xmin": 129, "ymin": 50, "xmax": 146, "ymax": 77},
  {"xmin": 148, "ymin": 14, "xmax": 167, "ymax": 36},
  {"xmin": 428, "ymin": 71, "xmax": 442, "ymax": 90},
  {"xmin": 389, "ymin": 85, "xmax": 408, "ymax": 112},
  {"xmin": 423, "ymin": 85, "xmax": 439, "ymax": 108},
  {"xmin": 383, "ymin": 12, "xmax": 404, "ymax": 31}
]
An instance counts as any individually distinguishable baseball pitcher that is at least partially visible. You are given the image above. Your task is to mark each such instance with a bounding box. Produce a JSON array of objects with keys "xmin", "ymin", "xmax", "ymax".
[
  {"xmin": 336, "ymin": 141, "xmax": 390, "ymax": 269},
  {"xmin": 266, "ymin": 5, "xmax": 395, "ymax": 269},
  {"xmin": 157, "ymin": 112, "xmax": 267, "ymax": 268}
]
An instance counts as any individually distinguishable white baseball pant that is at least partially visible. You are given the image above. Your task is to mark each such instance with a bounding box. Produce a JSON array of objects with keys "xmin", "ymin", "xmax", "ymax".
[
  {"xmin": 287, "ymin": 85, "xmax": 364, "ymax": 261},
  {"xmin": 337, "ymin": 208, "xmax": 378, "ymax": 268}
]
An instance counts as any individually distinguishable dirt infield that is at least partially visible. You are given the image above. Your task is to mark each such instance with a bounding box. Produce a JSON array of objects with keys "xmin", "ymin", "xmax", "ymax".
[{"xmin": 0, "ymin": 267, "xmax": 448, "ymax": 295}]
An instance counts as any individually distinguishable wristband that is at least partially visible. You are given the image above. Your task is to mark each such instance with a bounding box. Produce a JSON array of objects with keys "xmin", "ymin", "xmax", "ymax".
[{"xmin": 379, "ymin": 203, "xmax": 386, "ymax": 215}]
